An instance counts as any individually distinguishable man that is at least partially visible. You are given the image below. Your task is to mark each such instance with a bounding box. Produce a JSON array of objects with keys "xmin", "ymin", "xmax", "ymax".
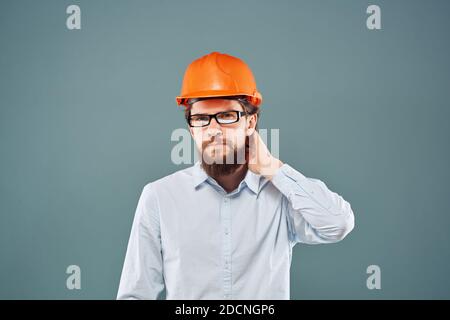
[{"xmin": 117, "ymin": 51, "xmax": 355, "ymax": 300}]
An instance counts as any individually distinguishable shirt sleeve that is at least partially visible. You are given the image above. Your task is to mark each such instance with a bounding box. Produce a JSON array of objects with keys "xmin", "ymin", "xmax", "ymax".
[
  {"xmin": 270, "ymin": 163, "xmax": 355, "ymax": 245},
  {"xmin": 116, "ymin": 184, "xmax": 165, "ymax": 299}
]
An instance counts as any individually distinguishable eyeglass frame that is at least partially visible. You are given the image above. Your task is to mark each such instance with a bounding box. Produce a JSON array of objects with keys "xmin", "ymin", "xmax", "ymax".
[{"xmin": 187, "ymin": 110, "xmax": 247, "ymax": 127}]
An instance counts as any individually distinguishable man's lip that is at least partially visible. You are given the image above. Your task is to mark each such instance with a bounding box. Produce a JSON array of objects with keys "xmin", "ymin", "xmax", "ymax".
[{"xmin": 207, "ymin": 142, "xmax": 227, "ymax": 146}]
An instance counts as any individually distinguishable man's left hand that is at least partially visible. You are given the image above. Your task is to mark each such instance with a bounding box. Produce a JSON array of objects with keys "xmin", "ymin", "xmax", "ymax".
[{"xmin": 247, "ymin": 131, "xmax": 283, "ymax": 180}]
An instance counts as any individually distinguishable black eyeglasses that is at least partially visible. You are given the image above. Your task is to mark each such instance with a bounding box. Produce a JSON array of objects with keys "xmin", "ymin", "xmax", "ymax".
[{"xmin": 187, "ymin": 111, "xmax": 246, "ymax": 127}]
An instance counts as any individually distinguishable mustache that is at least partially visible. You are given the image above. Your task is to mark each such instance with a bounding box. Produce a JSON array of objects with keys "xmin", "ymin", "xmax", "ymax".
[
  {"xmin": 201, "ymin": 136, "xmax": 250, "ymax": 150},
  {"xmin": 202, "ymin": 138, "xmax": 230, "ymax": 149}
]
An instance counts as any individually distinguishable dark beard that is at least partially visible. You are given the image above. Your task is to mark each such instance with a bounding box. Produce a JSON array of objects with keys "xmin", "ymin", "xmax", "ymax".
[{"xmin": 200, "ymin": 137, "xmax": 249, "ymax": 177}]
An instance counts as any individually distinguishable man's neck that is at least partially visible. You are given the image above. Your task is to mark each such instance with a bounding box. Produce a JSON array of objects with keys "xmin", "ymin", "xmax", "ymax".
[{"xmin": 212, "ymin": 164, "xmax": 248, "ymax": 193}]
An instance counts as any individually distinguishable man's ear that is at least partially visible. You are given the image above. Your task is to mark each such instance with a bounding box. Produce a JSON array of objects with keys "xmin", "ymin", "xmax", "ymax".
[{"xmin": 246, "ymin": 114, "xmax": 258, "ymax": 136}]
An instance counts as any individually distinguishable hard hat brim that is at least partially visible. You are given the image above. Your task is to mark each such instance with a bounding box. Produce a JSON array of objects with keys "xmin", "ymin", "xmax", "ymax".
[{"xmin": 176, "ymin": 90, "xmax": 262, "ymax": 106}]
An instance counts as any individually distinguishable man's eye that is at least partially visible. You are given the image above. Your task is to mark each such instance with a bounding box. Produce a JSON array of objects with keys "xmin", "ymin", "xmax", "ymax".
[
  {"xmin": 191, "ymin": 115, "xmax": 209, "ymax": 122},
  {"xmin": 217, "ymin": 112, "xmax": 236, "ymax": 120}
]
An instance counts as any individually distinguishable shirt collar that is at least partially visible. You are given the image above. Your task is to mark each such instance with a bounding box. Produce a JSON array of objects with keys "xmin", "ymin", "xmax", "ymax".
[
  {"xmin": 192, "ymin": 161, "xmax": 261, "ymax": 195},
  {"xmin": 192, "ymin": 161, "xmax": 209, "ymax": 188}
]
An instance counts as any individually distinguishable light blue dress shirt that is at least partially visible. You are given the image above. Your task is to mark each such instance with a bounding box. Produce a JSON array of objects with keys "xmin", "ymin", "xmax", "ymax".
[{"xmin": 117, "ymin": 162, "xmax": 355, "ymax": 300}]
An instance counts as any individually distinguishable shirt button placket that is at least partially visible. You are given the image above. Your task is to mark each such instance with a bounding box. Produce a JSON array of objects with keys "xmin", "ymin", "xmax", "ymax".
[{"xmin": 222, "ymin": 196, "xmax": 232, "ymax": 299}]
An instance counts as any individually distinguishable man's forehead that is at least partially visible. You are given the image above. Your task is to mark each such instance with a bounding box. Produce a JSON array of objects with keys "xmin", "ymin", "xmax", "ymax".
[{"xmin": 191, "ymin": 99, "xmax": 243, "ymax": 113}]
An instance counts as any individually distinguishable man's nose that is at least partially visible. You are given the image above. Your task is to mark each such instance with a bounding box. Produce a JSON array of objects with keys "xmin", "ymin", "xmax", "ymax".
[{"xmin": 205, "ymin": 117, "xmax": 222, "ymax": 136}]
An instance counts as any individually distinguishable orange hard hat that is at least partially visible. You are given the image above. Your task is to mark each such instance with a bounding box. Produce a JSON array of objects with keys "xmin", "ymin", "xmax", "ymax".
[{"xmin": 176, "ymin": 51, "xmax": 263, "ymax": 107}]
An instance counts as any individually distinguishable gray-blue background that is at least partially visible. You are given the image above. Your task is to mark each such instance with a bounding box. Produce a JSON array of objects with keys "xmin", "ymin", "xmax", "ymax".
[{"xmin": 1, "ymin": 0, "xmax": 449, "ymax": 299}]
